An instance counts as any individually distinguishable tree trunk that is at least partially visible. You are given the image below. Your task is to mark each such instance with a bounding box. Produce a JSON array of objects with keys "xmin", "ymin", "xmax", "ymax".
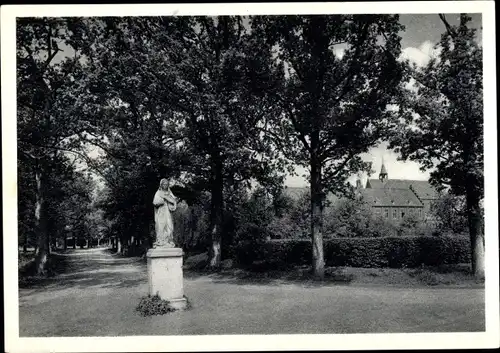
[
  {"xmin": 23, "ymin": 232, "xmax": 28, "ymax": 253},
  {"xmin": 310, "ymin": 157, "xmax": 325, "ymax": 280},
  {"xmin": 63, "ymin": 234, "xmax": 68, "ymax": 250},
  {"xmin": 51, "ymin": 235, "xmax": 57, "ymax": 252},
  {"xmin": 73, "ymin": 236, "xmax": 76, "ymax": 249},
  {"xmin": 130, "ymin": 235, "xmax": 136, "ymax": 256},
  {"xmin": 208, "ymin": 156, "xmax": 224, "ymax": 269},
  {"xmin": 466, "ymin": 188, "xmax": 485, "ymax": 279},
  {"xmin": 189, "ymin": 208, "xmax": 196, "ymax": 249},
  {"xmin": 117, "ymin": 237, "xmax": 122, "ymax": 254},
  {"xmin": 47, "ymin": 230, "xmax": 51, "ymax": 255},
  {"xmin": 34, "ymin": 166, "xmax": 49, "ymax": 276}
]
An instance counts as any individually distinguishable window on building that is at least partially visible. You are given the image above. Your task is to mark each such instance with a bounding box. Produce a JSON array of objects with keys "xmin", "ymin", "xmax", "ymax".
[
  {"xmin": 401, "ymin": 211, "xmax": 405, "ymax": 218},
  {"xmin": 393, "ymin": 209, "xmax": 398, "ymax": 219},
  {"xmin": 419, "ymin": 209, "xmax": 422, "ymax": 218},
  {"xmin": 384, "ymin": 209, "xmax": 389, "ymax": 218}
]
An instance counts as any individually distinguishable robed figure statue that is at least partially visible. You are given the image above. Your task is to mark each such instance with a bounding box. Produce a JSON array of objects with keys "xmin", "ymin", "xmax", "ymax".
[{"xmin": 153, "ymin": 178, "xmax": 177, "ymax": 248}]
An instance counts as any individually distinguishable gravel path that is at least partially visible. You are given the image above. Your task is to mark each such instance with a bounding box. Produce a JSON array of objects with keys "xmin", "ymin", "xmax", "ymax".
[{"xmin": 19, "ymin": 248, "xmax": 485, "ymax": 336}]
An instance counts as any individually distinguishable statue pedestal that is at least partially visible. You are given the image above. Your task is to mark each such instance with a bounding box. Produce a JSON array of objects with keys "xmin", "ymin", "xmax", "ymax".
[{"xmin": 146, "ymin": 247, "xmax": 187, "ymax": 310}]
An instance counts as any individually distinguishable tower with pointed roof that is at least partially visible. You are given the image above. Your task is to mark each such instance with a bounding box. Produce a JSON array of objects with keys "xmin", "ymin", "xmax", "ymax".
[{"xmin": 379, "ymin": 157, "xmax": 388, "ymax": 183}]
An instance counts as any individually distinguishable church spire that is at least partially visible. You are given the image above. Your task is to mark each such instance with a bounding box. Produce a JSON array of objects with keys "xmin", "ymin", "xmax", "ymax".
[
  {"xmin": 356, "ymin": 172, "xmax": 363, "ymax": 190},
  {"xmin": 379, "ymin": 157, "xmax": 388, "ymax": 182}
]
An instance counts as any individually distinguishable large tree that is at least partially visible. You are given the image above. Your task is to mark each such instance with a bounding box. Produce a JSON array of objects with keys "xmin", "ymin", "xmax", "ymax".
[
  {"xmin": 77, "ymin": 17, "xmax": 286, "ymax": 266},
  {"xmin": 172, "ymin": 16, "xmax": 286, "ymax": 267},
  {"xmin": 389, "ymin": 14, "xmax": 484, "ymax": 278},
  {"xmin": 17, "ymin": 18, "xmax": 90, "ymax": 274},
  {"xmin": 252, "ymin": 15, "xmax": 405, "ymax": 278}
]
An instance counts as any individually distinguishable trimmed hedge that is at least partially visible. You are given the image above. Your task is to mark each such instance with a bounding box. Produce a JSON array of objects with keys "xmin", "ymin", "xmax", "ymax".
[{"xmin": 233, "ymin": 235, "xmax": 471, "ymax": 269}]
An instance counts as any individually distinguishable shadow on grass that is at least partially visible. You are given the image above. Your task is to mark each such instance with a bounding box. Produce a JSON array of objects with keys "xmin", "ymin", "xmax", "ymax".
[
  {"xmin": 19, "ymin": 252, "xmax": 70, "ymax": 286},
  {"xmin": 406, "ymin": 264, "xmax": 484, "ymax": 286},
  {"xmin": 184, "ymin": 265, "xmax": 354, "ymax": 287},
  {"xmin": 183, "ymin": 260, "xmax": 483, "ymax": 288}
]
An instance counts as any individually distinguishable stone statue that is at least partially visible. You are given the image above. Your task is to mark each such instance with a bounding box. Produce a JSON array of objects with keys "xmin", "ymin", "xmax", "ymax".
[{"xmin": 153, "ymin": 178, "xmax": 177, "ymax": 248}]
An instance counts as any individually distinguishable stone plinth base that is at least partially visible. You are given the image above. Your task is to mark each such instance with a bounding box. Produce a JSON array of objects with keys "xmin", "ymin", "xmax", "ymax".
[{"xmin": 147, "ymin": 247, "xmax": 187, "ymax": 310}]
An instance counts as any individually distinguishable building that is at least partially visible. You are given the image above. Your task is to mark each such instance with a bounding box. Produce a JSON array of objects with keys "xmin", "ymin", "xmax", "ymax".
[
  {"xmin": 358, "ymin": 160, "xmax": 440, "ymax": 222},
  {"xmin": 282, "ymin": 159, "xmax": 440, "ymax": 223}
]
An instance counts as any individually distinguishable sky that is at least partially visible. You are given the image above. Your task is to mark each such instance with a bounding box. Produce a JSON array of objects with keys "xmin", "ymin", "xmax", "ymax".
[{"xmin": 285, "ymin": 13, "xmax": 483, "ymax": 188}]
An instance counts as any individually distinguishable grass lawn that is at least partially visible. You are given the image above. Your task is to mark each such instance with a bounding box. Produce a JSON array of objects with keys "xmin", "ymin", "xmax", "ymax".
[
  {"xmin": 18, "ymin": 249, "xmax": 73, "ymax": 287},
  {"xmin": 18, "ymin": 248, "xmax": 485, "ymax": 336}
]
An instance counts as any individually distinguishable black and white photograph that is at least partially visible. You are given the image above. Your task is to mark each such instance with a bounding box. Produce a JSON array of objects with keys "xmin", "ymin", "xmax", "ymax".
[{"xmin": 2, "ymin": 2, "xmax": 498, "ymax": 352}]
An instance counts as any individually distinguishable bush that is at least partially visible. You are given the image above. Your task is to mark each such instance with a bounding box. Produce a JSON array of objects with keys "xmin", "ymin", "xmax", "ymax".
[
  {"xmin": 232, "ymin": 235, "xmax": 471, "ymax": 269},
  {"xmin": 431, "ymin": 194, "xmax": 469, "ymax": 234},
  {"xmin": 233, "ymin": 188, "xmax": 275, "ymax": 243},
  {"xmin": 323, "ymin": 198, "xmax": 416, "ymax": 238},
  {"xmin": 324, "ymin": 198, "xmax": 375, "ymax": 237},
  {"xmin": 136, "ymin": 295, "xmax": 191, "ymax": 316},
  {"xmin": 267, "ymin": 215, "xmax": 302, "ymax": 240},
  {"xmin": 368, "ymin": 216, "xmax": 399, "ymax": 237}
]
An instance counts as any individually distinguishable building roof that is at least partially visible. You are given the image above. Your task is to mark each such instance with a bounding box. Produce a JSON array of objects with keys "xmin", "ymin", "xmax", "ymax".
[
  {"xmin": 360, "ymin": 188, "xmax": 423, "ymax": 207},
  {"xmin": 409, "ymin": 180, "xmax": 439, "ymax": 200},
  {"xmin": 366, "ymin": 179, "xmax": 439, "ymax": 200},
  {"xmin": 367, "ymin": 178, "xmax": 411, "ymax": 189}
]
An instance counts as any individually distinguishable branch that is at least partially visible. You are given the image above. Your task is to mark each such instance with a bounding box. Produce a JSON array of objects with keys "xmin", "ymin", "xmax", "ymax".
[
  {"xmin": 330, "ymin": 22, "xmax": 371, "ymax": 107},
  {"xmin": 162, "ymin": 135, "xmax": 188, "ymax": 149},
  {"xmin": 329, "ymin": 40, "xmax": 347, "ymax": 47},
  {"xmin": 43, "ymin": 22, "xmax": 62, "ymax": 74},
  {"xmin": 19, "ymin": 148, "xmax": 38, "ymax": 161},
  {"xmin": 18, "ymin": 100, "xmax": 38, "ymax": 112},
  {"xmin": 286, "ymin": 57, "xmax": 305, "ymax": 83},
  {"xmin": 77, "ymin": 133, "xmax": 122, "ymax": 160},
  {"xmin": 323, "ymin": 151, "xmax": 354, "ymax": 176},
  {"xmin": 286, "ymin": 106, "xmax": 311, "ymax": 153},
  {"xmin": 438, "ymin": 14, "xmax": 457, "ymax": 38},
  {"xmin": 148, "ymin": 70, "xmax": 194, "ymax": 114},
  {"xmin": 43, "ymin": 48, "xmax": 61, "ymax": 73},
  {"xmin": 255, "ymin": 126, "xmax": 286, "ymax": 151},
  {"xmin": 24, "ymin": 141, "xmax": 118, "ymax": 190},
  {"xmin": 201, "ymin": 17, "xmax": 217, "ymax": 53}
]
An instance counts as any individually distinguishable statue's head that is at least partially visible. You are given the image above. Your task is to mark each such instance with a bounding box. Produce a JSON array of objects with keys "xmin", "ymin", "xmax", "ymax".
[{"xmin": 159, "ymin": 178, "xmax": 170, "ymax": 190}]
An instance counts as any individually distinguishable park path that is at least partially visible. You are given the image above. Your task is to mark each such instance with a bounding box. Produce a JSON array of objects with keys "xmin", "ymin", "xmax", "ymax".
[{"xmin": 19, "ymin": 248, "xmax": 485, "ymax": 336}]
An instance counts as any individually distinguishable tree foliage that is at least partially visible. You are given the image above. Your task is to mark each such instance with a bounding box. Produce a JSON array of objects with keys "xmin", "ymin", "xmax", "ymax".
[
  {"xmin": 69, "ymin": 17, "xmax": 289, "ymax": 264},
  {"xmin": 251, "ymin": 15, "xmax": 406, "ymax": 278},
  {"xmin": 389, "ymin": 14, "xmax": 484, "ymax": 277},
  {"xmin": 17, "ymin": 17, "xmax": 93, "ymax": 274},
  {"xmin": 430, "ymin": 194, "xmax": 469, "ymax": 235},
  {"xmin": 16, "ymin": 15, "xmax": 480, "ymax": 279}
]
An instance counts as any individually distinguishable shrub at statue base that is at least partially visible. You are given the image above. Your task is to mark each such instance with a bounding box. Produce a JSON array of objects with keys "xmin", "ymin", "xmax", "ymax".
[
  {"xmin": 136, "ymin": 294, "xmax": 191, "ymax": 316},
  {"xmin": 233, "ymin": 235, "xmax": 471, "ymax": 269}
]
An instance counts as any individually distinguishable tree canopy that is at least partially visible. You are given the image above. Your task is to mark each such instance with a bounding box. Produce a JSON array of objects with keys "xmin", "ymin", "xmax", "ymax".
[
  {"xmin": 389, "ymin": 14, "xmax": 484, "ymax": 278},
  {"xmin": 250, "ymin": 15, "xmax": 406, "ymax": 278},
  {"xmin": 16, "ymin": 14, "xmax": 484, "ymax": 278}
]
